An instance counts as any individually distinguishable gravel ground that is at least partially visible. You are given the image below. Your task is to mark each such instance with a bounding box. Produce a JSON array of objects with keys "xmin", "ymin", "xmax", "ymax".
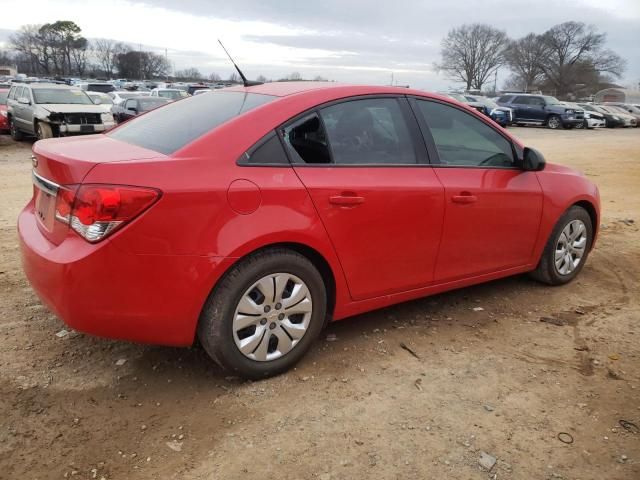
[{"xmin": 0, "ymin": 127, "xmax": 639, "ymax": 480}]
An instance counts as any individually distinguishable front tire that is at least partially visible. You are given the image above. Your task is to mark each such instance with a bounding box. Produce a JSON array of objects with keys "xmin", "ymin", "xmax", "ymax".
[
  {"xmin": 530, "ymin": 206, "xmax": 593, "ymax": 285},
  {"xmin": 36, "ymin": 121, "xmax": 53, "ymax": 140},
  {"xmin": 547, "ymin": 115, "xmax": 562, "ymax": 129},
  {"xmin": 198, "ymin": 249, "xmax": 327, "ymax": 379}
]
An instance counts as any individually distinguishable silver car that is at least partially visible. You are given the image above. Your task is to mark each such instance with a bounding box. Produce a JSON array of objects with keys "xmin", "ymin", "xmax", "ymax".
[{"xmin": 6, "ymin": 83, "xmax": 115, "ymax": 140}]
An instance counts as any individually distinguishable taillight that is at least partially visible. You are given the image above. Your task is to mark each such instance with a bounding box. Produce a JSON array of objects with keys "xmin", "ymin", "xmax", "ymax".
[{"xmin": 54, "ymin": 184, "xmax": 160, "ymax": 242}]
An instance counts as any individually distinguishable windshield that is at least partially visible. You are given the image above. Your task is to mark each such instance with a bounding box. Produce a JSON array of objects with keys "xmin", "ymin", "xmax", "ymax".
[
  {"xmin": 473, "ymin": 96, "xmax": 500, "ymax": 109},
  {"xmin": 542, "ymin": 96, "xmax": 561, "ymax": 105},
  {"xmin": 33, "ymin": 89, "xmax": 93, "ymax": 105},
  {"xmin": 109, "ymin": 91, "xmax": 275, "ymax": 155},
  {"xmin": 88, "ymin": 93, "xmax": 113, "ymax": 104},
  {"xmin": 87, "ymin": 84, "xmax": 115, "ymax": 93},
  {"xmin": 158, "ymin": 90, "xmax": 189, "ymax": 100},
  {"xmin": 0, "ymin": 91, "xmax": 8, "ymax": 104},
  {"xmin": 447, "ymin": 93, "xmax": 468, "ymax": 102}
]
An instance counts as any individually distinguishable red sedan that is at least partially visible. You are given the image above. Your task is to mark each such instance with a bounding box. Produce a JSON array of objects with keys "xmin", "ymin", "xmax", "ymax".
[
  {"xmin": 19, "ymin": 82, "xmax": 600, "ymax": 378},
  {"xmin": 0, "ymin": 89, "xmax": 9, "ymax": 133}
]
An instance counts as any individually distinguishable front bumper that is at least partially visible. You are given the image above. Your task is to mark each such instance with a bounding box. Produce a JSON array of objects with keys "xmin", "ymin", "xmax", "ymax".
[
  {"xmin": 58, "ymin": 121, "xmax": 115, "ymax": 134},
  {"xmin": 560, "ymin": 115, "xmax": 584, "ymax": 126},
  {"xmin": 585, "ymin": 118, "xmax": 606, "ymax": 128},
  {"xmin": 18, "ymin": 202, "xmax": 232, "ymax": 346}
]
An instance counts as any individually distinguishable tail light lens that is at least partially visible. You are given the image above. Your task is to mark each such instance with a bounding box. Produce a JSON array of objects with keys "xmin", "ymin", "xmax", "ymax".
[{"xmin": 54, "ymin": 184, "xmax": 160, "ymax": 242}]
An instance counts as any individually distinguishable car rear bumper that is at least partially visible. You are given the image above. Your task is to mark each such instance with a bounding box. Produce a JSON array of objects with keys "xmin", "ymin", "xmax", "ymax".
[{"xmin": 18, "ymin": 202, "xmax": 232, "ymax": 346}]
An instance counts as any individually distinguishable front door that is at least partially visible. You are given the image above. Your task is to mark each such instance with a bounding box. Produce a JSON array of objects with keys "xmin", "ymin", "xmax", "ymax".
[
  {"xmin": 412, "ymin": 98, "xmax": 543, "ymax": 281},
  {"xmin": 282, "ymin": 97, "xmax": 445, "ymax": 301}
]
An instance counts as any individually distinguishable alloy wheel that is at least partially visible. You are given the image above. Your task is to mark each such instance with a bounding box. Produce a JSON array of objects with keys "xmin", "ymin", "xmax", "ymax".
[
  {"xmin": 554, "ymin": 219, "xmax": 587, "ymax": 275},
  {"xmin": 548, "ymin": 116, "xmax": 561, "ymax": 129},
  {"xmin": 232, "ymin": 273, "xmax": 313, "ymax": 362}
]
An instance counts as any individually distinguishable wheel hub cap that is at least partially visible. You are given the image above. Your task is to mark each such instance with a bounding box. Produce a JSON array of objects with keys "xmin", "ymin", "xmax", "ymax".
[
  {"xmin": 554, "ymin": 219, "xmax": 587, "ymax": 275},
  {"xmin": 232, "ymin": 273, "xmax": 313, "ymax": 362}
]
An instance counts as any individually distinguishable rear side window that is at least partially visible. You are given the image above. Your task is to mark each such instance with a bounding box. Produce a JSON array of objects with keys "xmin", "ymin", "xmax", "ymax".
[
  {"xmin": 498, "ymin": 95, "xmax": 514, "ymax": 103},
  {"xmin": 240, "ymin": 132, "xmax": 289, "ymax": 165},
  {"xmin": 109, "ymin": 91, "xmax": 275, "ymax": 155},
  {"xmin": 416, "ymin": 100, "xmax": 514, "ymax": 167}
]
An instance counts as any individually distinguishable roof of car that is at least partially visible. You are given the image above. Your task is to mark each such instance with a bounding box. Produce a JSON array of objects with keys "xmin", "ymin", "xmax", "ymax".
[{"xmin": 225, "ymin": 81, "xmax": 442, "ymax": 98}]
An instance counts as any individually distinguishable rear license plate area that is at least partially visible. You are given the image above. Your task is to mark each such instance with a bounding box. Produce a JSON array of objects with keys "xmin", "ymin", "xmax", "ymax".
[{"xmin": 34, "ymin": 187, "xmax": 56, "ymax": 230}]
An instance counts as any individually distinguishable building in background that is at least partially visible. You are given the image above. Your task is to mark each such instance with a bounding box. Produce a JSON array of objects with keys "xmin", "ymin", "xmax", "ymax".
[{"xmin": 594, "ymin": 88, "xmax": 640, "ymax": 104}]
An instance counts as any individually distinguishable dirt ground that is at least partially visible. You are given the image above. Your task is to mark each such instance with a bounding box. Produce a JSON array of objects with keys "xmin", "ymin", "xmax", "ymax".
[{"xmin": 0, "ymin": 127, "xmax": 639, "ymax": 480}]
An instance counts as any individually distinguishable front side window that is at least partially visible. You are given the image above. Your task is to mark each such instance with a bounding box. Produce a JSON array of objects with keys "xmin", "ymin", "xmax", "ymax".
[
  {"xmin": 416, "ymin": 100, "xmax": 514, "ymax": 168},
  {"xmin": 320, "ymin": 98, "xmax": 417, "ymax": 165}
]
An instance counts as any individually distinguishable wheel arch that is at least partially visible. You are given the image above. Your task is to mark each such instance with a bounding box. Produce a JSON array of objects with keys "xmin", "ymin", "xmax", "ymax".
[
  {"xmin": 200, "ymin": 241, "xmax": 338, "ymax": 331},
  {"xmin": 572, "ymin": 200, "xmax": 599, "ymax": 250}
]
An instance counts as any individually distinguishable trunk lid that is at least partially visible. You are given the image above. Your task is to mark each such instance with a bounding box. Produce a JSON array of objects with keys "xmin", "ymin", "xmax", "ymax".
[{"xmin": 31, "ymin": 135, "xmax": 166, "ymax": 245}]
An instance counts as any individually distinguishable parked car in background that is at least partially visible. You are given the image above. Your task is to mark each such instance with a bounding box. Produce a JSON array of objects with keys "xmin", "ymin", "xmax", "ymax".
[
  {"xmin": 0, "ymin": 88, "xmax": 9, "ymax": 133},
  {"xmin": 193, "ymin": 89, "xmax": 212, "ymax": 96},
  {"xmin": 496, "ymin": 94, "xmax": 583, "ymax": 129},
  {"xmin": 6, "ymin": 83, "xmax": 115, "ymax": 140},
  {"xmin": 187, "ymin": 84, "xmax": 211, "ymax": 95},
  {"xmin": 602, "ymin": 104, "xmax": 640, "ymax": 126},
  {"xmin": 603, "ymin": 102, "xmax": 640, "ymax": 118},
  {"xmin": 150, "ymin": 88, "xmax": 190, "ymax": 100},
  {"xmin": 108, "ymin": 90, "xmax": 150, "ymax": 106},
  {"xmin": 19, "ymin": 83, "xmax": 600, "ymax": 379},
  {"xmin": 86, "ymin": 91, "xmax": 114, "ymax": 111},
  {"xmin": 596, "ymin": 105, "xmax": 637, "ymax": 128},
  {"xmin": 77, "ymin": 82, "xmax": 116, "ymax": 94},
  {"xmin": 578, "ymin": 104, "xmax": 624, "ymax": 128},
  {"xmin": 111, "ymin": 96, "xmax": 171, "ymax": 123},
  {"xmin": 440, "ymin": 93, "xmax": 510, "ymax": 127},
  {"xmin": 464, "ymin": 94, "xmax": 513, "ymax": 127},
  {"xmin": 562, "ymin": 102, "xmax": 605, "ymax": 129}
]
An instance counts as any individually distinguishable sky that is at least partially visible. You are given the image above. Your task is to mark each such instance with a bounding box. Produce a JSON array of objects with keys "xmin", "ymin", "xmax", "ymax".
[{"xmin": 0, "ymin": 0, "xmax": 638, "ymax": 90}]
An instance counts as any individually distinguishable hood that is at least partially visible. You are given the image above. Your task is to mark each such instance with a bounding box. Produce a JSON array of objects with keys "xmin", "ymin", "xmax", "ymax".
[
  {"xmin": 544, "ymin": 162, "xmax": 585, "ymax": 177},
  {"xmin": 39, "ymin": 104, "xmax": 107, "ymax": 114}
]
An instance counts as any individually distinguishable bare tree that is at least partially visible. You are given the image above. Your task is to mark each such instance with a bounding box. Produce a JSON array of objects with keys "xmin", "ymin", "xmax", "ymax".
[
  {"xmin": 228, "ymin": 72, "xmax": 240, "ymax": 82},
  {"xmin": 504, "ymin": 34, "xmax": 546, "ymax": 91},
  {"xmin": 174, "ymin": 67, "xmax": 202, "ymax": 81},
  {"xmin": 537, "ymin": 22, "xmax": 625, "ymax": 96},
  {"xmin": 437, "ymin": 24, "xmax": 508, "ymax": 90},
  {"xmin": 208, "ymin": 72, "xmax": 221, "ymax": 82},
  {"xmin": 256, "ymin": 74, "xmax": 267, "ymax": 83},
  {"xmin": 94, "ymin": 39, "xmax": 129, "ymax": 78}
]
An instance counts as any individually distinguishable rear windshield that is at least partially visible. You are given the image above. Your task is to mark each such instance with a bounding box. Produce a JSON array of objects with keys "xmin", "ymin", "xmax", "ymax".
[
  {"xmin": 33, "ymin": 89, "xmax": 93, "ymax": 105},
  {"xmin": 157, "ymin": 90, "xmax": 189, "ymax": 100},
  {"xmin": 109, "ymin": 91, "xmax": 275, "ymax": 155}
]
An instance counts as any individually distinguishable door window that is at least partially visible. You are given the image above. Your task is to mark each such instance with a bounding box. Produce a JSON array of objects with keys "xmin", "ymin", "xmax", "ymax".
[
  {"xmin": 320, "ymin": 98, "xmax": 417, "ymax": 165},
  {"xmin": 416, "ymin": 100, "xmax": 514, "ymax": 167},
  {"xmin": 282, "ymin": 98, "xmax": 418, "ymax": 165}
]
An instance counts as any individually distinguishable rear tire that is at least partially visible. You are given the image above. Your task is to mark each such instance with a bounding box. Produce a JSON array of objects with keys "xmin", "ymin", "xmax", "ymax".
[
  {"xmin": 198, "ymin": 248, "xmax": 327, "ymax": 379},
  {"xmin": 9, "ymin": 118, "xmax": 24, "ymax": 141},
  {"xmin": 530, "ymin": 206, "xmax": 593, "ymax": 285}
]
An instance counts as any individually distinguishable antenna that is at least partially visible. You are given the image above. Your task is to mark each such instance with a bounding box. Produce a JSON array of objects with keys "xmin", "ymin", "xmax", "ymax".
[{"xmin": 218, "ymin": 40, "xmax": 263, "ymax": 87}]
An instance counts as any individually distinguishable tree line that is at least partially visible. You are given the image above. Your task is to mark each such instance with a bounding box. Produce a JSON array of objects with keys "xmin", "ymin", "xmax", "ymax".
[
  {"xmin": 4, "ymin": 21, "xmax": 173, "ymax": 79},
  {"xmin": 438, "ymin": 21, "xmax": 626, "ymax": 98}
]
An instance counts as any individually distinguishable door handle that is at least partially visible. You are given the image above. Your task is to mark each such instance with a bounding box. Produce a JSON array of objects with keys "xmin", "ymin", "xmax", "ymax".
[
  {"xmin": 329, "ymin": 194, "xmax": 365, "ymax": 207},
  {"xmin": 451, "ymin": 193, "xmax": 477, "ymax": 204}
]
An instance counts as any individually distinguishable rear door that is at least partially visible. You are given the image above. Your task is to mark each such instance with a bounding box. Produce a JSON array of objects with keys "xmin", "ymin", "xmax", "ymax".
[
  {"xmin": 284, "ymin": 96, "xmax": 445, "ymax": 301},
  {"xmin": 411, "ymin": 98, "xmax": 543, "ymax": 282}
]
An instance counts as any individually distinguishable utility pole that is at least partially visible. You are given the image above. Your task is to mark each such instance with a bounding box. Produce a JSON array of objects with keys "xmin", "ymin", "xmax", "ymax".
[
  {"xmin": 494, "ymin": 70, "xmax": 498, "ymax": 95},
  {"xmin": 165, "ymin": 48, "xmax": 168, "ymax": 82}
]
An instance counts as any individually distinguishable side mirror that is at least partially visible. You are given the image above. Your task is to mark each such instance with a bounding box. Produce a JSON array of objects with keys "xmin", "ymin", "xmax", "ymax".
[
  {"xmin": 523, "ymin": 147, "xmax": 546, "ymax": 171},
  {"xmin": 18, "ymin": 97, "xmax": 30, "ymax": 105}
]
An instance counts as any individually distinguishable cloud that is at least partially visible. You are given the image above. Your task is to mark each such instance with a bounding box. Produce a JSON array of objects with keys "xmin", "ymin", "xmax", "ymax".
[{"xmin": 0, "ymin": 0, "xmax": 638, "ymax": 89}]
